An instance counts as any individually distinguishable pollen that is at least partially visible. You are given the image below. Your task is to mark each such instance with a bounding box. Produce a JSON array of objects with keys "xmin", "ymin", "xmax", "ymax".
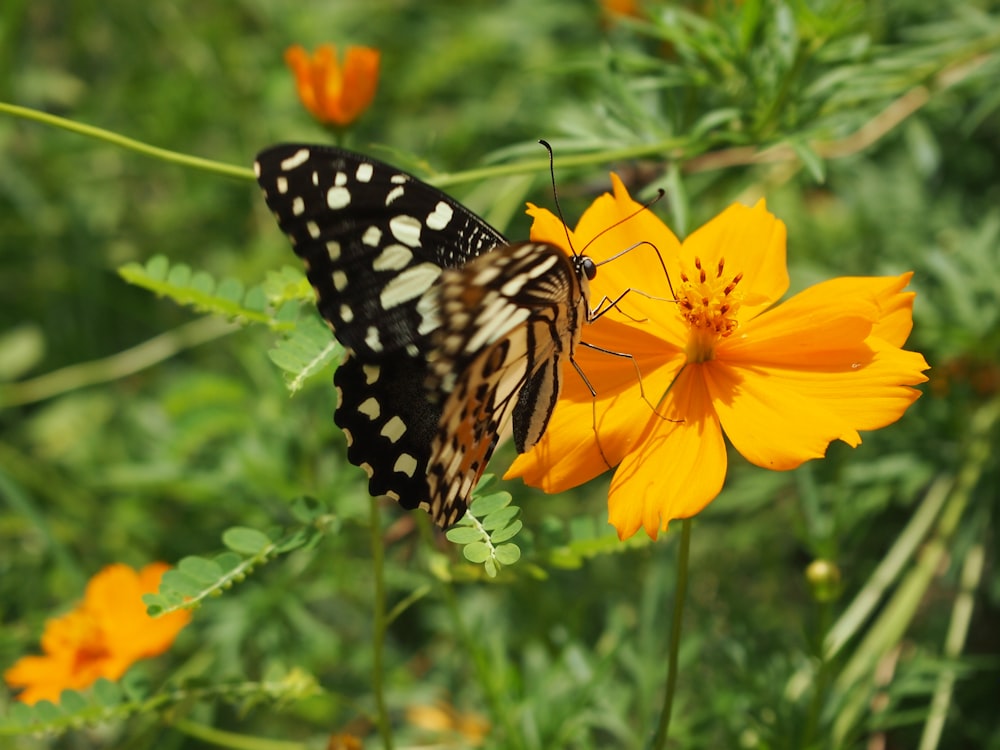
[{"xmin": 676, "ymin": 256, "xmax": 743, "ymax": 362}]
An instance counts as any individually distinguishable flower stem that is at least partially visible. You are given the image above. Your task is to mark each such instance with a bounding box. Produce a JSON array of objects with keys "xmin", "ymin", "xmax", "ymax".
[
  {"xmin": 0, "ymin": 102, "xmax": 255, "ymax": 180},
  {"xmin": 649, "ymin": 518, "xmax": 692, "ymax": 750},
  {"xmin": 369, "ymin": 499, "xmax": 394, "ymax": 750}
]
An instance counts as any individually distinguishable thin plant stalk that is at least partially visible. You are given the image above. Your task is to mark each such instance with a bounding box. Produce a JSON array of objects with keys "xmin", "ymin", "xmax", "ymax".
[
  {"xmin": 369, "ymin": 499, "xmax": 394, "ymax": 750},
  {"xmin": 649, "ymin": 518, "xmax": 692, "ymax": 750}
]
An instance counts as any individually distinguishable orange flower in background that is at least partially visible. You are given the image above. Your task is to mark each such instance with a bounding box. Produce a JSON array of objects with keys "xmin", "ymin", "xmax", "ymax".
[
  {"xmin": 285, "ymin": 44, "xmax": 380, "ymax": 127},
  {"xmin": 505, "ymin": 177, "xmax": 930, "ymax": 540},
  {"xmin": 4, "ymin": 562, "xmax": 190, "ymax": 704}
]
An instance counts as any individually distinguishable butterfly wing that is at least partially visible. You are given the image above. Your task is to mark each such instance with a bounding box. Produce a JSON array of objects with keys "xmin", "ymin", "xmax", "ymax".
[
  {"xmin": 255, "ymin": 145, "xmax": 510, "ymax": 516},
  {"xmin": 256, "ymin": 146, "xmax": 592, "ymax": 528},
  {"xmin": 425, "ymin": 243, "xmax": 591, "ymax": 524},
  {"xmin": 255, "ymin": 144, "xmax": 508, "ymax": 357}
]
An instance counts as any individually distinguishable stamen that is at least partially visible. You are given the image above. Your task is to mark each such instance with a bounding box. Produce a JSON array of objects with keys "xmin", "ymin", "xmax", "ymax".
[{"xmin": 675, "ymin": 254, "xmax": 745, "ymax": 362}]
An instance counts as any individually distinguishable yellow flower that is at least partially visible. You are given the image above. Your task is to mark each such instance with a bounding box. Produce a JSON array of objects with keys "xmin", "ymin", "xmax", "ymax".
[
  {"xmin": 284, "ymin": 44, "xmax": 380, "ymax": 127},
  {"xmin": 4, "ymin": 562, "xmax": 191, "ymax": 705},
  {"xmin": 505, "ymin": 176, "xmax": 929, "ymax": 540}
]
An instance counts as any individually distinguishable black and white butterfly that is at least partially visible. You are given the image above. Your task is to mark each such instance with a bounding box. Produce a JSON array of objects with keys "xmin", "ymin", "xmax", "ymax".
[{"xmin": 255, "ymin": 144, "xmax": 595, "ymax": 527}]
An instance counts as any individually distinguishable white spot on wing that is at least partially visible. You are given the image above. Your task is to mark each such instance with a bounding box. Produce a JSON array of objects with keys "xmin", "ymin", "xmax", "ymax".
[
  {"xmin": 390, "ymin": 174, "xmax": 407, "ymax": 184},
  {"xmin": 416, "ymin": 292, "xmax": 441, "ymax": 335},
  {"xmin": 292, "ymin": 197, "xmax": 305, "ymax": 216},
  {"xmin": 385, "ymin": 185, "xmax": 405, "ymax": 205},
  {"xmin": 365, "ymin": 326, "xmax": 382, "ymax": 352},
  {"xmin": 372, "ymin": 244, "xmax": 413, "ymax": 271},
  {"xmin": 394, "ymin": 453, "xmax": 418, "ymax": 477},
  {"xmin": 380, "ymin": 416, "xmax": 407, "ymax": 443},
  {"xmin": 307, "ymin": 221, "xmax": 321, "ymax": 239},
  {"xmin": 380, "ymin": 264, "xmax": 442, "ymax": 308},
  {"xmin": 358, "ymin": 397, "xmax": 380, "ymax": 419},
  {"xmin": 362, "ymin": 364, "xmax": 380, "ymax": 384},
  {"xmin": 389, "ymin": 215, "xmax": 422, "ymax": 247},
  {"xmin": 335, "ymin": 171, "xmax": 348, "ymax": 186},
  {"xmin": 340, "ymin": 304, "xmax": 353, "ymax": 322},
  {"xmin": 280, "ymin": 149, "xmax": 310, "ymax": 171},
  {"xmin": 327, "ymin": 186, "xmax": 351, "ymax": 210},
  {"xmin": 356, "ymin": 163, "xmax": 374, "ymax": 182},
  {"xmin": 332, "ymin": 271, "xmax": 348, "ymax": 290},
  {"xmin": 362, "ymin": 225, "xmax": 383, "ymax": 247},
  {"xmin": 466, "ymin": 305, "xmax": 531, "ymax": 351},
  {"xmin": 426, "ymin": 201, "xmax": 454, "ymax": 231},
  {"xmin": 327, "ymin": 241, "xmax": 341, "ymax": 260},
  {"xmin": 276, "ymin": 176, "xmax": 288, "ymax": 194}
]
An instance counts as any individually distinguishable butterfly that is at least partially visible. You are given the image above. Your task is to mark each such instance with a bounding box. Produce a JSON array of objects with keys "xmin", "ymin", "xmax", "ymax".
[{"xmin": 254, "ymin": 144, "xmax": 595, "ymax": 527}]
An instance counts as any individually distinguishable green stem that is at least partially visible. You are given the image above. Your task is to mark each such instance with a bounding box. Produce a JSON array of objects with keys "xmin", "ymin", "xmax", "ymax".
[
  {"xmin": 649, "ymin": 518, "xmax": 692, "ymax": 750},
  {"xmin": 369, "ymin": 499, "xmax": 394, "ymax": 750},
  {"xmin": 0, "ymin": 102, "xmax": 255, "ymax": 180},
  {"xmin": 173, "ymin": 718, "xmax": 305, "ymax": 750},
  {"xmin": 918, "ymin": 542, "xmax": 986, "ymax": 750},
  {"xmin": 0, "ymin": 316, "xmax": 238, "ymax": 408}
]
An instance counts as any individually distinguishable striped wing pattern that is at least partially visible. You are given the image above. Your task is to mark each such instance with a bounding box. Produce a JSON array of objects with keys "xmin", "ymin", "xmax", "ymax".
[{"xmin": 255, "ymin": 144, "xmax": 592, "ymax": 526}]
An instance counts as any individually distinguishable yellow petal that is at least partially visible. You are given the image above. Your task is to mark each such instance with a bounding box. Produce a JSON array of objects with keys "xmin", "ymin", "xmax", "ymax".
[
  {"xmin": 528, "ymin": 176, "xmax": 682, "ymax": 329},
  {"xmin": 710, "ymin": 273, "xmax": 928, "ymax": 469},
  {"xmin": 704, "ymin": 359, "xmax": 864, "ymax": 469},
  {"xmin": 608, "ymin": 366, "xmax": 727, "ymax": 539},
  {"xmin": 682, "ymin": 200, "xmax": 789, "ymax": 320}
]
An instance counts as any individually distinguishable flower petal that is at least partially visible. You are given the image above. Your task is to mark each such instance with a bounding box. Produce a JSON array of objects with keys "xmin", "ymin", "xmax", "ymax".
[
  {"xmin": 506, "ymin": 318, "xmax": 684, "ymax": 491},
  {"xmin": 705, "ymin": 359, "xmax": 864, "ymax": 469},
  {"xmin": 528, "ymin": 176, "xmax": 682, "ymax": 329},
  {"xmin": 608, "ymin": 365, "xmax": 727, "ymax": 539},
  {"xmin": 339, "ymin": 46, "xmax": 380, "ymax": 125}
]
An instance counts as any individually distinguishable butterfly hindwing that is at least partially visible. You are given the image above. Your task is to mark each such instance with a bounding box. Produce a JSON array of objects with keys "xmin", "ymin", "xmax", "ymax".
[
  {"xmin": 333, "ymin": 351, "xmax": 437, "ymax": 511},
  {"xmin": 425, "ymin": 243, "xmax": 591, "ymax": 523}
]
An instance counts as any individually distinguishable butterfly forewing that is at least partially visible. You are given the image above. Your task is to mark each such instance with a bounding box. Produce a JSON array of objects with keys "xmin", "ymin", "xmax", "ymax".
[
  {"xmin": 256, "ymin": 144, "xmax": 594, "ymax": 527},
  {"xmin": 255, "ymin": 144, "xmax": 507, "ymax": 357}
]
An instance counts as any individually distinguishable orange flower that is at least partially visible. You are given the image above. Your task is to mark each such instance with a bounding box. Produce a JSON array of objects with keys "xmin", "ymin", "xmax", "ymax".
[
  {"xmin": 284, "ymin": 44, "xmax": 380, "ymax": 127},
  {"xmin": 505, "ymin": 176, "xmax": 929, "ymax": 540},
  {"xmin": 4, "ymin": 562, "xmax": 191, "ymax": 705}
]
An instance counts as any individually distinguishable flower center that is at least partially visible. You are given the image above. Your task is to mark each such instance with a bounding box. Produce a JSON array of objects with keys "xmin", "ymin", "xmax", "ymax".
[{"xmin": 676, "ymin": 256, "xmax": 743, "ymax": 362}]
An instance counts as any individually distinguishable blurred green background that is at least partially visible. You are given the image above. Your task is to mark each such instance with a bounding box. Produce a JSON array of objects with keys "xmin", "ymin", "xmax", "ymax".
[{"xmin": 1, "ymin": 1, "xmax": 998, "ymax": 748}]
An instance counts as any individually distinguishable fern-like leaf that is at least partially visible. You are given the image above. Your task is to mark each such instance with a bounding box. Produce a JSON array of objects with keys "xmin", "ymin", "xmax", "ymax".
[
  {"xmin": 118, "ymin": 255, "xmax": 291, "ymax": 329},
  {"xmin": 268, "ymin": 315, "xmax": 344, "ymax": 393},
  {"xmin": 445, "ymin": 476, "xmax": 523, "ymax": 578},
  {"xmin": 143, "ymin": 498, "xmax": 330, "ymax": 616}
]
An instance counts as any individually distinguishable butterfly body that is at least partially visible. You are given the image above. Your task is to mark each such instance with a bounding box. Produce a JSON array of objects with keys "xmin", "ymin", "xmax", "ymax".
[{"xmin": 255, "ymin": 144, "xmax": 592, "ymax": 526}]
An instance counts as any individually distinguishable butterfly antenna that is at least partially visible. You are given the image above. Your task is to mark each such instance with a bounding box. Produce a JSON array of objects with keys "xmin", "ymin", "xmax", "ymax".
[
  {"xmin": 581, "ymin": 188, "xmax": 666, "ymax": 257},
  {"xmin": 538, "ymin": 139, "xmax": 578, "ymax": 258}
]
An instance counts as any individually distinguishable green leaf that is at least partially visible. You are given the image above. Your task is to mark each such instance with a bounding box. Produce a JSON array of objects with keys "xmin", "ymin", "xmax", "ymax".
[
  {"xmin": 494, "ymin": 543, "xmax": 521, "ymax": 565},
  {"xmin": 223, "ymin": 526, "xmax": 272, "ymax": 554},
  {"xmin": 482, "ymin": 506, "xmax": 519, "ymax": 531},
  {"xmin": 92, "ymin": 678, "xmax": 123, "ymax": 706},
  {"xmin": 469, "ymin": 490, "xmax": 512, "ymax": 517},
  {"xmin": 446, "ymin": 526, "xmax": 485, "ymax": 544},
  {"xmin": 484, "ymin": 558, "xmax": 498, "ymax": 578},
  {"xmin": 118, "ymin": 254, "xmax": 288, "ymax": 329},
  {"xmin": 463, "ymin": 541, "xmax": 492, "ymax": 563},
  {"xmin": 161, "ymin": 570, "xmax": 206, "ymax": 597},
  {"xmin": 177, "ymin": 555, "xmax": 224, "ymax": 583},
  {"xmin": 268, "ymin": 316, "xmax": 343, "ymax": 393},
  {"xmin": 489, "ymin": 519, "xmax": 522, "ymax": 543}
]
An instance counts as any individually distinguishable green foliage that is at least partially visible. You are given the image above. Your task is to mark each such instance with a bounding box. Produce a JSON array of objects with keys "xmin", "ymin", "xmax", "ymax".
[
  {"xmin": 268, "ymin": 314, "xmax": 343, "ymax": 393},
  {"xmin": 2, "ymin": 1, "xmax": 999, "ymax": 749},
  {"xmin": 446, "ymin": 478, "xmax": 524, "ymax": 578},
  {"xmin": 144, "ymin": 497, "xmax": 332, "ymax": 616},
  {"xmin": 118, "ymin": 254, "xmax": 291, "ymax": 329}
]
